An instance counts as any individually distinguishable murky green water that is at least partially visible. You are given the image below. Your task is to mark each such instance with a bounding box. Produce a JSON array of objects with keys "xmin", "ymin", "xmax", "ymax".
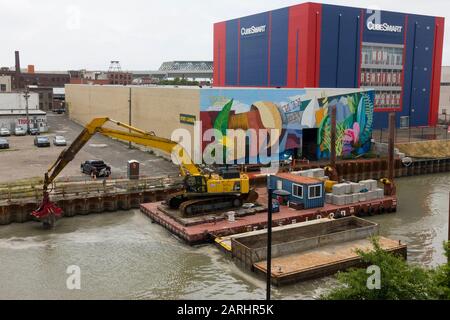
[{"xmin": 0, "ymin": 174, "xmax": 449, "ymax": 300}]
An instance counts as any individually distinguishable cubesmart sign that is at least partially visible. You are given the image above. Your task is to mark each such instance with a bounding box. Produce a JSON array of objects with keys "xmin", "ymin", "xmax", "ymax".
[{"xmin": 363, "ymin": 9, "xmax": 405, "ymax": 44}]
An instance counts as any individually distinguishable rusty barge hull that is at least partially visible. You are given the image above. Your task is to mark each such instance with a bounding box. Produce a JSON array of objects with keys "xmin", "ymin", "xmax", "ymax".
[{"xmin": 140, "ymin": 195, "xmax": 397, "ymax": 245}]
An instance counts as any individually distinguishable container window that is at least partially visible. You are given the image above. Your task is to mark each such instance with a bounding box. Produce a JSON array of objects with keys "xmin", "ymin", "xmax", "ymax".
[
  {"xmin": 276, "ymin": 180, "xmax": 282, "ymax": 190},
  {"xmin": 292, "ymin": 184, "xmax": 303, "ymax": 199},
  {"xmin": 308, "ymin": 185, "xmax": 322, "ymax": 199}
]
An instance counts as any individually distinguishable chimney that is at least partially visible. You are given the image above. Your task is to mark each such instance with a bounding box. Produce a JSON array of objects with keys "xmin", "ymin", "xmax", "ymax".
[{"xmin": 15, "ymin": 51, "xmax": 21, "ymax": 89}]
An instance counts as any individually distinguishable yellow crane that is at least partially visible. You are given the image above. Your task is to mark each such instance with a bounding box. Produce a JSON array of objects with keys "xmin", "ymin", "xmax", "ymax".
[{"xmin": 32, "ymin": 117, "xmax": 257, "ymax": 224}]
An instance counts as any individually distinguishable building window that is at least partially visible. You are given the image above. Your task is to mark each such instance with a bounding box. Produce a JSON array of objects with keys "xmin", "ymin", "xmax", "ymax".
[
  {"xmin": 0, "ymin": 84, "xmax": 5, "ymax": 92},
  {"xmin": 39, "ymin": 103, "xmax": 43, "ymax": 109},
  {"xmin": 308, "ymin": 185, "xmax": 322, "ymax": 199},
  {"xmin": 292, "ymin": 184, "xmax": 303, "ymax": 199}
]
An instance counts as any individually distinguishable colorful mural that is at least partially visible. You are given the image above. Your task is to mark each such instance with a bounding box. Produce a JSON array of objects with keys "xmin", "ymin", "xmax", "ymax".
[{"xmin": 200, "ymin": 88, "xmax": 374, "ymax": 163}]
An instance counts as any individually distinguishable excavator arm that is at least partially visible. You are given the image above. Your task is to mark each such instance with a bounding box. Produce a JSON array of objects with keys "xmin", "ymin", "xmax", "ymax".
[{"xmin": 33, "ymin": 117, "xmax": 200, "ymax": 223}]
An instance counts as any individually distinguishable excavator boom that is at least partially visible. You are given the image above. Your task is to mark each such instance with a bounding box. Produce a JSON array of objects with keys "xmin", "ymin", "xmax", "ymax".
[{"xmin": 32, "ymin": 117, "xmax": 200, "ymax": 222}]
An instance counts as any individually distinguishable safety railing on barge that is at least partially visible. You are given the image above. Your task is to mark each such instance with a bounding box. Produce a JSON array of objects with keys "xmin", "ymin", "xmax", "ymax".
[{"xmin": 0, "ymin": 175, "xmax": 184, "ymax": 204}]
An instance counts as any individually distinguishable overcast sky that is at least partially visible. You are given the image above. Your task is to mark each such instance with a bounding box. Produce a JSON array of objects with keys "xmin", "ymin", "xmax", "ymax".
[{"xmin": 1, "ymin": 0, "xmax": 449, "ymax": 71}]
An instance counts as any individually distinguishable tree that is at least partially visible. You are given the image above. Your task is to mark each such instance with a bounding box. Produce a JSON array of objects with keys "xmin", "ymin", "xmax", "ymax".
[
  {"xmin": 433, "ymin": 242, "xmax": 450, "ymax": 299},
  {"xmin": 322, "ymin": 238, "xmax": 448, "ymax": 300}
]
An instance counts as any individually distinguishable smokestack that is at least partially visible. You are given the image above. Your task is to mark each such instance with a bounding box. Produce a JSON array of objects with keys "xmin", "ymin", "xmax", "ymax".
[{"xmin": 15, "ymin": 51, "xmax": 21, "ymax": 89}]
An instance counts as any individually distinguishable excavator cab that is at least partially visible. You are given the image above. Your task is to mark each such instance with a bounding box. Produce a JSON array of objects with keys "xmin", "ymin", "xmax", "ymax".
[{"xmin": 184, "ymin": 175, "xmax": 207, "ymax": 193}]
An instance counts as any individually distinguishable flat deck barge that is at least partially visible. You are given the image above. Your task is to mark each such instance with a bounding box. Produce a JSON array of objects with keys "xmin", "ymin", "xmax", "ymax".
[{"xmin": 140, "ymin": 188, "xmax": 397, "ymax": 245}]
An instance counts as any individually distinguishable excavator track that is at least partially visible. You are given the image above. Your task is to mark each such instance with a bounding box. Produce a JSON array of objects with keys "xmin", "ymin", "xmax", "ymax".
[{"xmin": 180, "ymin": 196, "xmax": 243, "ymax": 216}]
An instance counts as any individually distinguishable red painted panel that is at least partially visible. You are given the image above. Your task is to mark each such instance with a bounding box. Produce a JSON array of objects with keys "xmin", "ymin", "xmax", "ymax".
[
  {"xmin": 213, "ymin": 22, "xmax": 227, "ymax": 86},
  {"xmin": 286, "ymin": 4, "xmax": 303, "ymax": 87},
  {"xmin": 286, "ymin": 3, "xmax": 322, "ymax": 88},
  {"xmin": 429, "ymin": 16, "xmax": 445, "ymax": 126}
]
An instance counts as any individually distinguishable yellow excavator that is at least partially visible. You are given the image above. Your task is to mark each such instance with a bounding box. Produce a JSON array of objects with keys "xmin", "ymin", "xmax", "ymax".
[{"xmin": 32, "ymin": 117, "xmax": 257, "ymax": 224}]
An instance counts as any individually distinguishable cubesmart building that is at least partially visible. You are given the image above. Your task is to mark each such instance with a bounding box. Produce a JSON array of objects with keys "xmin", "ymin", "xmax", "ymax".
[{"xmin": 213, "ymin": 2, "xmax": 445, "ymax": 128}]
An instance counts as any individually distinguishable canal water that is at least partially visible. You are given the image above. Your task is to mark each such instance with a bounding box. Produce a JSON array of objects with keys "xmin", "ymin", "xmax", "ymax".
[{"xmin": 0, "ymin": 173, "xmax": 449, "ymax": 300}]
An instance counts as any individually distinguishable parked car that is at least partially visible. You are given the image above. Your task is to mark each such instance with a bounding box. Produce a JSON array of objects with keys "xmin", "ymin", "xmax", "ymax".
[
  {"xmin": 14, "ymin": 127, "xmax": 26, "ymax": 136},
  {"xmin": 0, "ymin": 138, "xmax": 9, "ymax": 149},
  {"xmin": 34, "ymin": 136, "xmax": 50, "ymax": 147},
  {"xmin": 81, "ymin": 160, "xmax": 111, "ymax": 178},
  {"xmin": 29, "ymin": 128, "xmax": 40, "ymax": 135},
  {"xmin": 53, "ymin": 135, "xmax": 67, "ymax": 146},
  {"xmin": 0, "ymin": 128, "xmax": 11, "ymax": 137}
]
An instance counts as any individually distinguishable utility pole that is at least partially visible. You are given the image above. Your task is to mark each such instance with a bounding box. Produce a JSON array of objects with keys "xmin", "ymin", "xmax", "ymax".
[
  {"xmin": 23, "ymin": 86, "xmax": 30, "ymax": 133},
  {"xmin": 128, "ymin": 87, "xmax": 132, "ymax": 149}
]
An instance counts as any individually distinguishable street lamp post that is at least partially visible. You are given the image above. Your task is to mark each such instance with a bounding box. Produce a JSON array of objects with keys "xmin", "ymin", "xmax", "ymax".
[
  {"xmin": 23, "ymin": 87, "xmax": 30, "ymax": 133},
  {"xmin": 266, "ymin": 188, "xmax": 291, "ymax": 301}
]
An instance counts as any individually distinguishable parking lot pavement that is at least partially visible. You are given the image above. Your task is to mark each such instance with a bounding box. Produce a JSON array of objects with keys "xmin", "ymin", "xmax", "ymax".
[{"xmin": 0, "ymin": 113, "xmax": 179, "ymax": 183}]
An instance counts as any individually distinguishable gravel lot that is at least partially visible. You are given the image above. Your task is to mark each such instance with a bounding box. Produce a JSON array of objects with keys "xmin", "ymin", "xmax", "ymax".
[{"xmin": 0, "ymin": 113, "xmax": 179, "ymax": 183}]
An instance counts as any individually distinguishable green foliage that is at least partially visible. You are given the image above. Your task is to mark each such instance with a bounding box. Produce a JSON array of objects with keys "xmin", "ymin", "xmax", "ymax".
[
  {"xmin": 433, "ymin": 242, "xmax": 450, "ymax": 299},
  {"xmin": 158, "ymin": 78, "xmax": 205, "ymax": 86},
  {"xmin": 322, "ymin": 238, "xmax": 450, "ymax": 300},
  {"xmin": 213, "ymin": 99, "xmax": 233, "ymax": 136}
]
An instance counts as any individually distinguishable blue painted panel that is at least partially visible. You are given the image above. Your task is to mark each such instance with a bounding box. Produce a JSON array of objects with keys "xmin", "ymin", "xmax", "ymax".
[
  {"xmin": 269, "ymin": 8, "xmax": 289, "ymax": 87},
  {"xmin": 225, "ymin": 19, "xmax": 239, "ymax": 86},
  {"xmin": 320, "ymin": 5, "xmax": 361, "ymax": 88},
  {"xmin": 239, "ymin": 13, "xmax": 270, "ymax": 86},
  {"xmin": 407, "ymin": 15, "xmax": 435, "ymax": 127}
]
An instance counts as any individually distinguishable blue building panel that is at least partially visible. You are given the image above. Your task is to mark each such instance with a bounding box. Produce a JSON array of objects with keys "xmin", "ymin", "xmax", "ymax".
[
  {"xmin": 320, "ymin": 5, "xmax": 361, "ymax": 88},
  {"xmin": 225, "ymin": 19, "xmax": 239, "ymax": 86},
  {"xmin": 269, "ymin": 8, "xmax": 289, "ymax": 87},
  {"xmin": 239, "ymin": 13, "xmax": 270, "ymax": 86}
]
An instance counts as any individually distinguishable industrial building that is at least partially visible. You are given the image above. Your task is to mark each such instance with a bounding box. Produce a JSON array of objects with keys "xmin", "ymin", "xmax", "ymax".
[
  {"xmin": 0, "ymin": 51, "xmax": 69, "ymax": 90},
  {"xmin": 213, "ymin": 2, "xmax": 445, "ymax": 128},
  {"xmin": 66, "ymin": 85, "xmax": 374, "ymax": 161},
  {"xmin": 0, "ymin": 92, "xmax": 48, "ymax": 132},
  {"xmin": 439, "ymin": 66, "xmax": 450, "ymax": 123}
]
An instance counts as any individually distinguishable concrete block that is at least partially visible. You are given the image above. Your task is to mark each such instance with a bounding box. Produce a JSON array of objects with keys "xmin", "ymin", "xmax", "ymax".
[
  {"xmin": 332, "ymin": 194, "xmax": 347, "ymax": 206},
  {"xmin": 359, "ymin": 193, "xmax": 367, "ymax": 202},
  {"xmin": 325, "ymin": 193, "xmax": 333, "ymax": 204},
  {"xmin": 310, "ymin": 168, "xmax": 325, "ymax": 178},
  {"xmin": 375, "ymin": 188, "xmax": 385, "ymax": 199},
  {"xmin": 352, "ymin": 194, "xmax": 360, "ymax": 204},
  {"xmin": 350, "ymin": 182, "xmax": 363, "ymax": 194},
  {"xmin": 345, "ymin": 194, "xmax": 354, "ymax": 205},
  {"xmin": 359, "ymin": 179, "xmax": 377, "ymax": 191},
  {"xmin": 343, "ymin": 183, "xmax": 352, "ymax": 194},
  {"xmin": 332, "ymin": 183, "xmax": 346, "ymax": 195}
]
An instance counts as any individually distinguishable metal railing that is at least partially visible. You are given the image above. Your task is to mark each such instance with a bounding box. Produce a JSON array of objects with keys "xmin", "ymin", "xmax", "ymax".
[
  {"xmin": 373, "ymin": 125, "xmax": 450, "ymax": 143},
  {"xmin": 0, "ymin": 175, "xmax": 183, "ymax": 203}
]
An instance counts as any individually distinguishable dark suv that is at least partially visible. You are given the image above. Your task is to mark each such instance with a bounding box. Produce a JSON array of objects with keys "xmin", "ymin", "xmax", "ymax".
[{"xmin": 81, "ymin": 160, "xmax": 111, "ymax": 177}]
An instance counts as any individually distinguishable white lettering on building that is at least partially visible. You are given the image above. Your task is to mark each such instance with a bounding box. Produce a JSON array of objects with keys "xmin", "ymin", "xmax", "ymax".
[
  {"xmin": 241, "ymin": 25, "xmax": 267, "ymax": 36},
  {"xmin": 367, "ymin": 21, "xmax": 403, "ymax": 33}
]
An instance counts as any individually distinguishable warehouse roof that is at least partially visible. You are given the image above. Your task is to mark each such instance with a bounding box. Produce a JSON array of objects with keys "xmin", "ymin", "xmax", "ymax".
[{"xmin": 158, "ymin": 61, "xmax": 213, "ymax": 72}]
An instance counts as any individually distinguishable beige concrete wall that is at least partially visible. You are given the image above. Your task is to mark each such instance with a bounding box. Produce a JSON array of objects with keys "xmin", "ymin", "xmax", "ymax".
[
  {"xmin": 440, "ymin": 66, "xmax": 450, "ymax": 116},
  {"xmin": 66, "ymin": 85, "xmax": 201, "ymax": 158},
  {"xmin": 0, "ymin": 76, "xmax": 12, "ymax": 92}
]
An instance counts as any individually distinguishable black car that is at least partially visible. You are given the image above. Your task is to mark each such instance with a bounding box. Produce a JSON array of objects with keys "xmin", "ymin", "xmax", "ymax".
[
  {"xmin": 34, "ymin": 136, "xmax": 50, "ymax": 147},
  {"xmin": 0, "ymin": 138, "xmax": 9, "ymax": 149},
  {"xmin": 29, "ymin": 128, "xmax": 40, "ymax": 135},
  {"xmin": 81, "ymin": 160, "xmax": 111, "ymax": 177}
]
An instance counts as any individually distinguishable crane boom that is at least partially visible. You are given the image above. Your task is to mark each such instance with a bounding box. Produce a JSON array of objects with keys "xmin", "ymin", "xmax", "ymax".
[
  {"xmin": 33, "ymin": 116, "xmax": 255, "ymax": 226},
  {"xmin": 43, "ymin": 117, "xmax": 199, "ymax": 193}
]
